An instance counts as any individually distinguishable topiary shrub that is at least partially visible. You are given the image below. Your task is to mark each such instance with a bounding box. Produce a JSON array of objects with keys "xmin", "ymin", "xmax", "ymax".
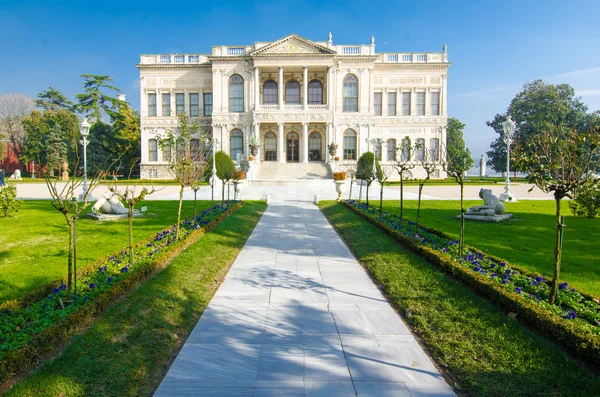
[
  {"xmin": 569, "ymin": 182, "xmax": 600, "ymax": 218},
  {"xmin": 0, "ymin": 183, "xmax": 22, "ymax": 217},
  {"xmin": 215, "ymin": 151, "xmax": 236, "ymax": 201}
]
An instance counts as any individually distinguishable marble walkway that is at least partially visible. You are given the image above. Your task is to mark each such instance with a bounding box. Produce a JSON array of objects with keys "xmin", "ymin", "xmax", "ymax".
[{"xmin": 154, "ymin": 199, "xmax": 456, "ymax": 397}]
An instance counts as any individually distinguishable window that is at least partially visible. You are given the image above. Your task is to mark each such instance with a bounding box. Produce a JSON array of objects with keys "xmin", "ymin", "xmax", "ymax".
[
  {"xmin": 162, "ymin": 144, "xmax": 171, "ymax": 162},
  {"xmin": 191, "ymin": 139, "xmax": 201, "ymax": 161},
  {"xmin": 343, "ymin": 74, "xmax": 358, "ymax": 112},
  {"xmin": 263, "ymin": 80, "xmax": 277, "ymax": 105},
  {"xmin": 230, "ymin": 129, "xmax": 244, "ymax": 162},
  {"xmin": 402, "ymin": 92, "xmax": 411, "ymax": 116},
  {"xmin": 229, "ymin": 75, "xmax": 244, "ymax": 112},
  {"xmin": 387, "ymin": 139, "xmax": 397, "ymax": 161},
  {"xmin": 189, "ymin": 93, "xmax": 199, "ymax": 116},
  {"xmin": 431, "ymin": 92, "xmax": 440, "ymax": 116},
  {"xmin": 308, "ymin": 80, "xmax": 323, "ymax": 104},
  {"xmin": 176, "ymin": 93, "xmax": 185, "ymax": 114},
  {"xmin": 388, "ymin": 92, "xmax": 397, "ymax": 116},
  {"xmin": 373, "ymin": 93, "xmax": 382, "ymax": 116},
  {"xmin": 374, "ymin": 140, "xmax": 382, "ymax": 160},
  {"xmin": 204, "ymin": 93, "xmax": 213, "ymax": 116},
  {"xmin": 416, "ymin": 92, "xmax": 425, "ymax": 115},
  {"xmin": 343, "ymin": 129, "xmax": 357, "ymax": 160},
  {"xmin": 265, "ymin": 132, "xmax": 277, "ymax": 161},
  {"xmin": 286, "ymin": 80, "xmax": 300, "ymax": 104},
  {"xmin": 309, "ymin": 131, "xmax": 322, "ymax": 161},
  {"xmin": 149, "ymin": 139, "xmax": 158, "ymax": 161},
  {"xmin": 148, "ymin": 93, "xmax": 156, "ymax": 116},
  {"xmin": 401, "ymin": 138, "xmax": 411, "ymax": 161},
  {"xmin": 162, "ymin": 93, "xmax": 170, "ymax": 116},
  {"xmin": 415, "ymin": 138, "xmax": 425, "ymax": 161},
  {"xmin": 430, "ymin": 138, "xmax": 440, "ymax": 161}
]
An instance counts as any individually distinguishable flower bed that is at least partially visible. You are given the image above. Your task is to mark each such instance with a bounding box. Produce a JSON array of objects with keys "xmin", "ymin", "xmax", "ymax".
[
  {"xmin": 0, "ymin": 201, "xmax": 242, "ymax": 384},
  {"xmin": 342, "ymin": 200, "xmax": 600, "ymax": 366}
]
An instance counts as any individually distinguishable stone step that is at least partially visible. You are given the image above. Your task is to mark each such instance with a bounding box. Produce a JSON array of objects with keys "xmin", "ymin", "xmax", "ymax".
[{"xmin": 255, "ymin": 162, "xmax": 332, "ymax": 180}]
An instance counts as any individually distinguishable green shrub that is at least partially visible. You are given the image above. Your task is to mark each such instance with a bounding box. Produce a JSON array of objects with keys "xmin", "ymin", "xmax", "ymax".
[
  {"xmin": 569, "ymin": 181, "xmax": 600, "ymax": 218},
  {"xmin": 0, "ymin": 183, "xmax": 22, "ymax": 217}
]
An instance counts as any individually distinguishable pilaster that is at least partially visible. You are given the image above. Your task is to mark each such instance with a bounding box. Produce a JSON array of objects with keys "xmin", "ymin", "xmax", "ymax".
[
  {"xmin": 302, "ymin": 66, "xmax": 308, "ymax": 110},
  {"xmin": 278, "ymin": 66, "xmax": 284, "ymax": 109},
  {"xmin": 278, "ymin": 122, "xmax": 285, "ymax": 163},
  {"xmin": 302, "ymin": 122, "xmax": 309, "ymax": 163}
]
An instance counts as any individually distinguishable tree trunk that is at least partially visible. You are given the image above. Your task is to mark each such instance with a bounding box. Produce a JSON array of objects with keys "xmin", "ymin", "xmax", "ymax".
[
  {"xmin": 221, "ymin": 182, "xmax": 225, "ymax": 202},
  {"xmin": 193, "ymin": 189, "xmax": 198, "ymax": 219},
  {"xmin": 66, "ymin": 216, "xmax": 74, "ymax": 296},
  {"xmin": 128, "ymin": 209, "xmax": 134, "ymax": 265},
  {"xmin": 348, "ymin": 178, "xmax": 353, "ymax": 200},
  {"xmin": 379, "ymin": 183, "xmax": 384, "ymax": 217},
  {"xmin": 549, "ymin": 194, "xmax": 563, "ymax": 304},
  {"xmin": 400, "ymin": 175, "xmax": 404, "ymax": 219},
  {"xmin": 359, "ymin": 182, "xmax": 363, "ymax": 203},
  {"xmin": 366, "ymin": 183, "xmax": 370, "ymax": 206},
  {"xmin": 460, "ymin": 181, "xmax": 465, "ymax": 257},
  {"xmin": 177, "ymin": 185, "xmax": 184, "ymax": 239},
  {"xmin": 417, "ymin": 183, "xmax": 424, "ymax": 227}
]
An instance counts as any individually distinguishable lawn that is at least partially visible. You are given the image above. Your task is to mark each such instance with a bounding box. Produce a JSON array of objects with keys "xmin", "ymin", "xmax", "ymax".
[
  {"xmin": 0, "ymin": 200, "xmax": 217, "ymax": 303},
  {"xmin": 5, "ymin": 202, "xmax": 266, "ymax": 396},
  {"xmin": 319, "ymin": 201, "xmax": 600, "ymax": 396},
  {"xmin": 376, "ymin": 199, "xmax": 600, "ymax": 296}
]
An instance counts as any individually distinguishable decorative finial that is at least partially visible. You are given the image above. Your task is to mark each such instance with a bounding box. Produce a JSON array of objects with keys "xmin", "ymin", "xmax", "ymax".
[
  {"xmin": 371, "ymin": 35, "xmax": 375, "ymax": 45},
  {"xmin": 328, "ymin": 32, "xmax": 333, "ymax": 43},
  {"xmin": 443, "ymin": 43, "xmax": 447, "ymax": 53}
]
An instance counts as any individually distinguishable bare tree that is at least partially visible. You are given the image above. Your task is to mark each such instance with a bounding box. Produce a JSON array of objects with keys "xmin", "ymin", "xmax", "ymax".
[
  {"xmin": 415, "ymin": 141, "xmax": 440, "ymax": 227},
  {"xmin": 0, "ymin": 93, "xmax": 35, "ymax": 155},
  {"xmin": 340, "ymin": 162, "xmax": 357, "ymax": 200},
  {"xmin": 393, "ymin": 137, "xmax": 416, "ymax": 219}
]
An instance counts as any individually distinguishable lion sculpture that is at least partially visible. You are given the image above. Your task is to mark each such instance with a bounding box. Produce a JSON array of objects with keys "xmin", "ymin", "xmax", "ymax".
[{"xmin": 466, "ymin": 188, "xmax": 505, "ymax": 216}]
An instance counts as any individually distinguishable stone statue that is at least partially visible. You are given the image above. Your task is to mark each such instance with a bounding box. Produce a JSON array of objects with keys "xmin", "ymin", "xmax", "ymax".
[
  {"xmin": 61, "ymin": 161, "xmax": 69, "ymax": 181},
  {"xmin": 467, "ymin": 188, "xmax": 505, "ymax": 216},
  {"xmin": 9, "ymin": 169, "xmax": 22, "ymax": 180},
  {"xmin": 92, "ymin": 192, "xmax": 129, "ymax": 215},
  {"xmin": 443, "ymin": 43, "xmax": 448, "ymax": 52}
]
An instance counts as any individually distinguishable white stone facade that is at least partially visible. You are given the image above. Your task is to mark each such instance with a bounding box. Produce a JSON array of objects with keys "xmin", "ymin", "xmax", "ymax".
[{"xmin": 137, "ymin": 34, "xmax": 450, "ymax": 180}]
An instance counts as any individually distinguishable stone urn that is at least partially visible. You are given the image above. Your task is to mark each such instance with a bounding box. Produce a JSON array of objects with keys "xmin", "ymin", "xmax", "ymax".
[
  {"xmin": 233, "ymin": 180, "xmax": 244, "ymax": 200},
  {"xmin": 61, "ymin": 161, "xmax": 69, "ymax": 181},
  {"xmin": 249, "ymin": 145, "xmax": 259, "ymax": 157},
  {"xmin": 334, "ymin": 180, "xmax": 345, "ymax": 201},
  {"xmin": 328, "ymin": 143, "xmax": 338, "ymax": 157}
]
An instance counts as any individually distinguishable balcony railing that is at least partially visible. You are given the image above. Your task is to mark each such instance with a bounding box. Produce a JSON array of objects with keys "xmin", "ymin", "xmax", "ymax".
[
  {"xmin": 284, "ymin": 104, "xmax": 303, "ymax": 110},
  {"xmin": 308, "ymin": 104, "xmax": 328, "ymax": 110},
  {"xmin": 139, "ymin": 54, "xmax": 208, "ymax": 65},
  {"xmin": 380, "ymin": 52, "xmax": 448, "ymax": 64}
]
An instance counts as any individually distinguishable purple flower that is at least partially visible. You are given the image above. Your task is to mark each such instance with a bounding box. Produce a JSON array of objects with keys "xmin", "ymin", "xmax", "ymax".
[
  {"xmin": 490, "ymin": 263, "xmax": 496, "ymax": 268},
  {"xmin": 559, "ymin": 282, "xmax": 568, "ymax": 290},
  {"xmin": 515, "ymin": 287, "xmax": 522, "ymax": 294},
  {"xmin": 491, "ymin": 273, "xmax": 497, "ymax": 279},
  {"xmin": 53, "ymin": 287, "xmax": 59, "ymax": 295},
  {"xmin": 107, "ymin": 276, "xmax": 113, "ymax": 283},
  {"xmin": 89, "ymin": 283, "xmax": 97, "ymax": 289},
  {"xmin": 499, "ymin": 262, "xmax": 507, "ymax": 267},
  {"xmin": 121, "ymin": 266, "xmax": 129, "ymax": 273},
  {"xmin": 505, "ymin": 269, "xmax": 511, "ymax": 275},
  {"xmin": 502, "ymin": 279, "xmax": 509, "ymax": 285},
  {"xmin": 59, "ymin": 284, "xmax": 67, "ymax": 290},
  {"xmin": 563, "ymin": 310, "xmax": 576, "ymax": 320}
]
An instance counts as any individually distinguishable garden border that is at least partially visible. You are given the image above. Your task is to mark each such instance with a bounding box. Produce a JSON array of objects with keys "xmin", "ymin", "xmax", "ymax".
[
  {"xmin": 0, "ymin": 201, "xmax": 243, "ymax": 386},
  {"xmin": 341, "ymin": 201, "xmax": 600, "ymax": 368}
]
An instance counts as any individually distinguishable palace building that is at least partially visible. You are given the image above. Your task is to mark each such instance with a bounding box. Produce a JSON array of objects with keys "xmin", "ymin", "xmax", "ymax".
[{"xmin": 137, "ymin": 33, "xmax": 450, "ymax": 180}]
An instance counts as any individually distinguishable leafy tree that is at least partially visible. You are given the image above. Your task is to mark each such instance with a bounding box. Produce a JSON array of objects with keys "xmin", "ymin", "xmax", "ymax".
[
  {"xmin": 393, "ymin": 137, "xmax": 415, "ymax": 219},
  {"xmin": 514, "ymin": 125, "xmax": 600, "ymax": 304},
  {"xmin": 20, "ymin": 110, "xmax": 49, "ymax": 168},
  {"xmin": 86, "ymin": 122, "xmax": 112, "ymax": 173},
  {"xmin": 36, "ymin": 87, "xmax": 75, "ymax": 112},
  {"xmin": 0, "ymin": 183, "xmax": 22, "ymax": 217},
  {"xmin": 76, "ymin": 74, "xmax": 124, "ymax": 123},
  {"xmin": 215, "ymin": 151, "xmax": 236, "ymax": 201},
  {"xmin": 356, "ymin": 151, "xmax": 378, "ymax": 206},
  {"xmin": 110, "ymin": 104, "xmax": 141, "ymax": 174},
  {"xmin": 486, "ymin": 80, "xmax": 590, "ymax": 172},
  {"xmin": 569, "ymin": 181, "xmax": 600, "ymax": 218},
  {"xmin": 0, "ymin": 93, "xmax": 35, "ymax": 160},
  {"xmin": 442, "ymin": 117, "xmax": 474, "ymax": 256},
  {"xmin": 45, "ymin": 124, "xmax": 68, "ymax": 176}
]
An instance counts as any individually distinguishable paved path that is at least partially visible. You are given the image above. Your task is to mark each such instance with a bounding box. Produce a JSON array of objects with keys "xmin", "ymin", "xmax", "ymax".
[{"xmin": 154, "ymin": 199, "xmax": 456, "ymax": 396}]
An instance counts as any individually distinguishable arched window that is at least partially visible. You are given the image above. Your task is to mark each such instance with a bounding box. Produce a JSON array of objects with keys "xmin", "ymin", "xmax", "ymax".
[
  {"xmin": 264, "ymin": 131, "xmax": 277, "ymax": 161},
  {"xmin": 343, "ymin": 74, "xmax": 358, "ymax": 112},
  {"xmin": 263, "ymin": 80, "xmax": 277, "ymax": 105},
  {"xmin": 230, "ymin": 129, "xmax": 243, "ymax": 162},
  {"xmin": 430, "ymin": 138, "xmax": 440, "ymax": 161},
  {"xmin": 387, "ymin": 139, "xmax": 397, "ymax": 161},
  {"xmin": 401, "ymin": 138, "xmax": 411, "ymax": 161},
  {"xmin": 229, "ymin": 75, "xmax": 244, "ymax": 112},
  {"xmin": 308, "ymin": 80, "xmax": 323, "ymax": 104},
  {"xmin": 415, "ymin": 138, "xmax": 425, "ymax": 161},
  {"xmin": 191, "ymin": 139, "xmax": 201, "ymax": 161},
  {"xmin": 309, "ymin": 131, "xmax": 322, "ymax": 161},
  {"xmin": 286, "ymin": 80, "xmax": 300, "ymax": 104},
  {"xmin": 374, "ymin": 140, "xmax": 382, "ymax": 160},
  {"xmin": 343, "ymin": 129, "xmax": 357, "ymax": 160},
  {"xmin": 149, "ymin": 139, "xmax": 157, "ymax": 162}
]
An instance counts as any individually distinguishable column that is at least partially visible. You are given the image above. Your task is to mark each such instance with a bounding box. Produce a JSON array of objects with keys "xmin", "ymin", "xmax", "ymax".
[
  {"xmin": 326, "ymin": 122, "xmax": 332, "ymax": 163},
  {"xmin": 302, "ymin": 122, "xmax": 309, "ymax": 163},
  {"xmin": 254, "ymin": 67, "xmax": 260, "ymax": 110},
  {"xmin": 278, "ymin": 122, "xmax": 285, "ymax": 163},
  {"xmin": 326, "ymin": 66, "xmax": 332, "ymax": 109},
  {"xmin": 254, "ymin": 123, "xmax": 260, "ymax": 163},
  {"xmin": 302, "ymin": 66, "xmax": 308, "ymax": 110},
  {"xmin": 278, "ymin": 66, "xmax": 284, "ymax": 109}
]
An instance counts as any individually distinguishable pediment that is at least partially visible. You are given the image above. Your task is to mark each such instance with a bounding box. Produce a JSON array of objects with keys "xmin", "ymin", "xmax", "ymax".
[{"xmin": 251, "ymin": 35, "xmax": 336, "ymax": 56}]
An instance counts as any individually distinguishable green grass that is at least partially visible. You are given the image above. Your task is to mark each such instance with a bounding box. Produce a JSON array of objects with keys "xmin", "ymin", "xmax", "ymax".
[
  {"xmin": 319, "ymin": 201, "xmax": 600, "ymax": 396},
  {"xmin": 4, "ymin": 202, "xmax": 266, "ymax": 397},
  {"xmin": 0, "ymin": 200, "xmax": 217, "ymax": 303},
  {"xmin": 375, "ymin": 199, "xmax": 600, "ymax": 296}
]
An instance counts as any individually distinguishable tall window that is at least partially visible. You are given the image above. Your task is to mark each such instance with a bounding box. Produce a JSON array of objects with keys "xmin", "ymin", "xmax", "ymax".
[
  {"xmin": 204, "ymin": 93, "xmax": 213, "ymax": 116},
  {"xmin": 387, "ymin": 139, "xmax": 397, "ymax": 161},
  {"xmin": 176, "ymin": 93, "xmax": 185, "ymax": 114},
  {"xmin": 430, "ymin": 138, "xmax": 440, "ymax": 161},
  {"xmin": 374, "ymin": 140, "xmax": 382, "ymax": 160},
  {"xmin": 343, "ymin": 129, "xmax": 357, "ymax": 160},
  {"xmin": 263, "ymin": 80, "xmax": 277, "ymax": 105},
  {"xmin": 402, "ymin": 92, "xmax": 411, "ymax": 115},
  {"xmin": 148, "ymin": 93, "xmax": 157, "ymax": 116},
  {"xmin": 189, "ymin": 93, "xmax": 199, "ymax": 116},
  {"xmin": 230, "ymin": 129, "xmax": 244, "ymax": 162},
  {"xmin": 149, "ymin": 139, "xmax": 157, "ymax": 161},
  {"xmin": 415, "ymin": 138, "xmax": 425, "ymax": 161},
  {"xmin": 343, "ymin": 74, "xmax": 358, "ymax": 112},
  {"xmin": 191, "ymin": 139, "xmax": 201, "ymax": 161},
  {"xmin": 401, "ymin": 138, "xmax": 410, "ymax": 161},
  {"xmin": 309, "ymin": 131, "xmax": 322, "ymax": 161},
  {"xmin": 265, "ymin": 131, "xmax": 277, "ymax": 161},
  {"xmin": 286, "ymin": 80, "xmax": 300, "ymax": 104},
  {"xmin": 229, "ymin": 75, "xmax": 244, "ymax": 112},
  {"xmin": 431, "ymin": 92, "xmax": 440, "ymax": 116},
  {"xmin": 162, "ymin": 93, "xmax": 170, "ymax": 116},
  {"xmin": 373, "ymin": 93, "xmax": 382, "ymax": 116},
  {"xmin": 308, "ymin": 80, "xmax": 323, "ymax": 104},
  {"xmin": 162, "ymin": 144, "xmax": 171, "ymax": 162},
  {"xmin": 416, "ymin": 92, "xmax": 425, "ymax": 115},
  {"xmin": 388, "ymin": 92, "xmax": 397, "ymax": 116}
]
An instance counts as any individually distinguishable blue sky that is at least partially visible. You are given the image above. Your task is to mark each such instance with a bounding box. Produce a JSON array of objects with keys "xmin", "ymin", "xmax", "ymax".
[{"xmin": 1, "ymin": 0, "xmax": 599, "ymax": 159}]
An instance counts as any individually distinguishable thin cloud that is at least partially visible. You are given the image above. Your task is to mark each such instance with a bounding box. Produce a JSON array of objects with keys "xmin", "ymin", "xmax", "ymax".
[
  {"xmin": 548, "ymin": 67, "xmax": 600, "ymax": 80},
  {"xmin": 458, "ymin": 84, "xmax": 519, "ymax": 98},
  {"xmin": 577, "ymin": 89, "xmax": 600, "ymax": 97}
]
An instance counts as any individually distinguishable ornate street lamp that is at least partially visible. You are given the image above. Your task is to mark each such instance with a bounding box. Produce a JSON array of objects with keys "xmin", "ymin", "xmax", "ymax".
[
  {"xmin": 79, "ymin": 118, "xmax": 91, "ymax": 200},
  {"xmin": 211, "ymin": 138, "xmax": 219, "ymax": 201},
  {"xmin": 499, "ymin": 116, "xmax": 517, "ymax": 202}
]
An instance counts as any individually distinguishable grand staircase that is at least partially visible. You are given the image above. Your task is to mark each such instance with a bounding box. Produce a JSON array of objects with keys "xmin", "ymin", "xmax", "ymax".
[{"xmin": 253, "ymin": 162, "xmax": 332, "ymax": 181}]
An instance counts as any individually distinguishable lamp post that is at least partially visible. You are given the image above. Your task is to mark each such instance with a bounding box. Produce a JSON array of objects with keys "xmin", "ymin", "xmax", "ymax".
[
  {"xmin": 499, "ymin": 117, "xmax": 517, "ymax": 202},
  {"xmin": 210, "ymin": 138, "xmax": 219, "ymax": 201},
  {"xmin": 79, "ymin": 118, "xmax": 91, "ymax": 201}
]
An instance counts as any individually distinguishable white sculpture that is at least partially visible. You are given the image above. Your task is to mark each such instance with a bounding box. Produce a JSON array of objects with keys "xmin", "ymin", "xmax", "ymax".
[
  {"xmin": 92, "ymin": 192, "xmax": 129, "ymax": 215},
  {"xmin": 9, "ymin": 169, "xmax": 22, "ymax": 180},
  {"xmin": 467, "ymin": 188, "xmax": 505, "ymax": 216}
]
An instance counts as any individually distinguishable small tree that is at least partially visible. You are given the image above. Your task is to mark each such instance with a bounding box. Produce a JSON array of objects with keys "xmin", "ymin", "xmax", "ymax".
[
  {"xmin": 376, "ymin": 163, "xmax": 393, "ymax": 217},
  {"xmin": 356, "ymin": 152, "xmax": 377, "ymax": 206},
  {"xmin": 514, "ymin": 126, "xmax": 600, "ymax": 304},
  {"xmin": 415, "ymin": 142, "xmax": 439, "ymax": 227},
  {"xmin": 569, "ymin": 181, "xmax": 600, "ymax": 218},
  {"xmin": 393, "ymin": 137, "xmax": 415, "ymax": 219},
  {"xmin": 0, "ymin": 183, "xmax": 22, "ymax": 217},
  {"xmin": 441, "ymin": 119, "xmax": 474, "ymax": 257},
  {"xmin": 215, "ymin": 151, "xmax": 236, "ymax": 201},
  {"xmin": 341, "ymin": 162, "xmax": 357, "ymax": 200}
]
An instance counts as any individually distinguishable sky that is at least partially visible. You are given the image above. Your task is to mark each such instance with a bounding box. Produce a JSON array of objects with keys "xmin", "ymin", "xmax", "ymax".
[{"xmin": 1, "ymin": 0, "xmax": 600, "ymax": 161}]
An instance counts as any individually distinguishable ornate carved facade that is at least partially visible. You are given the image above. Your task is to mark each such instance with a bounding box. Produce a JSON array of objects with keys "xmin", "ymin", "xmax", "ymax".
[{"xmin": 137, "ymin": 33, "xmax": 450, "ymax": 179}]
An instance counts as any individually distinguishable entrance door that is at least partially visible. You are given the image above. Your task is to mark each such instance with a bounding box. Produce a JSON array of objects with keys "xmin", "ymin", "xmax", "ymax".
[{"xmin": 286, "ymin": 132, "xmax": 300, "ymax": 162}]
